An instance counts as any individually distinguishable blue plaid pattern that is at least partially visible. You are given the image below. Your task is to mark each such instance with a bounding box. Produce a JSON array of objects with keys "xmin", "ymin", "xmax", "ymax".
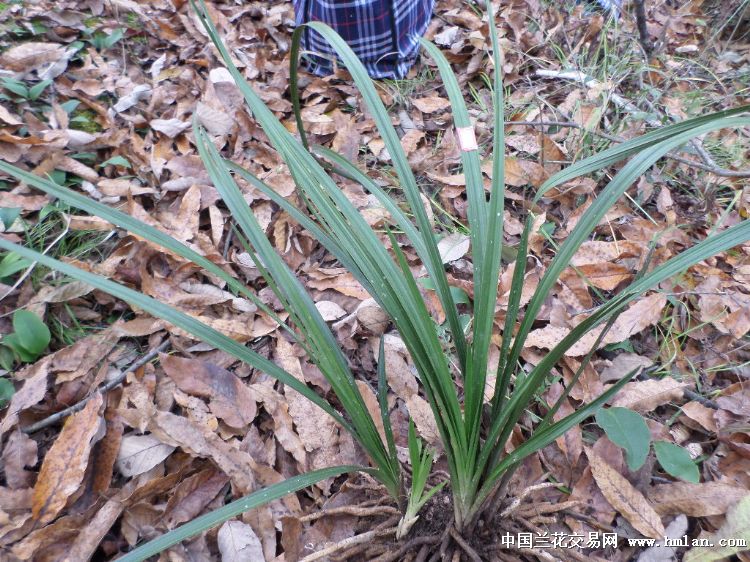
[{"xmin": 293, "ymin": 0, "xmax": 434, "ymax": 79}]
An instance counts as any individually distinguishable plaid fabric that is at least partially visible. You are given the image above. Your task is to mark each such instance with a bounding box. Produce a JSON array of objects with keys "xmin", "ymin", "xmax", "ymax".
[{"xmin": 293, "ymin": 0, "xmax": 434, "ymax": 79}]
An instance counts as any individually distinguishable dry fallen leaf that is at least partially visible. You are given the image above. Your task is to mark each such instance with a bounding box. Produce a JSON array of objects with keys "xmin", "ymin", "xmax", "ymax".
[
  {"xmin": 32, "ymin": 393, "xmax": 104, "ymax": 525},
  {"xmin": 610, "ymin": 377, "xmax": 687, "ymax": 412},
  {"xmin": 218, "ymin": 520, "xmax": 264, "ymax": 562},
  {"xmin": 161, "ymin": 355, "xmax": 258, "ymax": 430},
  {"xmin": 526, "ymin": 293, "xmax": 667, "ymax": 356},
  {"xmin": 412, "ymin": 95, "xmax": 451, "ymax": 113},
  {"xmin": 649, "ymin": 481, "xmax": 747, "ymax": 516},
  {"xmin": 437, "ymin": 233, "xmax": 470, "ymax": 264},
  {"xmin": 116, "ymin": 433, "xmax": 176, "ymax": 477},
  {"xmin": 2, "ymin": 430, "xmax": 38, "ymax": 489},
  {"xmin": 683, "ymin": 493, "xmax": 750, "ymax": 562},
  {"xmin": 586, "ymin": 447, "xmax": 666, "ymax": 539}
]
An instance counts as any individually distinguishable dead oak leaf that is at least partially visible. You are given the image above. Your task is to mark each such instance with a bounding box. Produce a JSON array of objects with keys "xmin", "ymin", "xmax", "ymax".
[
  {"xmin": 218, "ymin": 520, "xmax": 264, "ymax": 562},
  {"xmin": 32, "ymin": 393, "xmax": 104, "ymax": 525},
  {"xmin": 2, "ymin": 430, "xmax": 38, "ymax": 489},
  {"xmin": 586, "ymin": 447, "xmax": 665, "ymax": 539},
  {"xmin": 148, "ymin": 411, "xmax": 256, "ymax": 493},
  {"xmin": 0, "ymin": 358, "xmax": 50, "ymax": 437}
]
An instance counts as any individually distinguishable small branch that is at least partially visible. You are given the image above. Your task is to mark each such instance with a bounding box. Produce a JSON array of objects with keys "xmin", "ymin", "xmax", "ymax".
[
  {"xmin": 22, "ymin": 339, "xmax": 171, "ymax": 434},
  {"xmin": 448, "ymin": 528, "xmax": 483, "ymax": 562},
  {"xmin": 633, "ymin": 0, "xmax": 653, "ymax": 55},
  {"xmin": 533, "ymin": 70, "xmax": 750, "ymax": 178},
  {"xmin": 683, "ymin": 388, "xmax": 720, "ymax": 410}
]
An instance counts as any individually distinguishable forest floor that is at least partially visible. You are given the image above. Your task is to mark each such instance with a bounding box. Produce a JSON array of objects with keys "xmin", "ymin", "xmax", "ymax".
[{"xmin": 1, "ymin": 0, "xmax": 750, "ymax": 560}]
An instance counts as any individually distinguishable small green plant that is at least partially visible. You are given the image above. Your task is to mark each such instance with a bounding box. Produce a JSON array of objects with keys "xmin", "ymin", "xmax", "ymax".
[
  {"xmin": 0, "ymin": 310, "xmax": 51, "ymax": 405},
  {"xmin": 1, "ymin": 77, "xmax": 52, "ymax": 102},
  {"xmin": 0, "ymin": 310, "xmax": 51, "ymax": 367},
  {"xmin": 596, "ymin": 406, "xmax": 701, "ymax": 482},
  {"xmin": 82, "ymin": 27, "xmax": 125, "ymax": 51},
  {"xmin": 0, "ymin": 0, "xmax": 748, "ymax": 558}
]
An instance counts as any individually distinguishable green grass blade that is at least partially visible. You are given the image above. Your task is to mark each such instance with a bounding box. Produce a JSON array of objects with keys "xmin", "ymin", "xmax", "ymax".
[
  {"xmin": 118, "ymin": 465, "xmax": 367, "ymax": 562},
  {"xmin": 472, "ymin": 365, "xmax": 643, "ymax": 512},
  {"xmin": 480, "ymin": 218, "xmax": 750, "ymax": 481},
  {"xmin": 195, "ymin": 125, "xmax": 399, "ymax": 491},
  {"xmin": 289, "ymin": 21, "xmax": 467, "ymax": 372}
]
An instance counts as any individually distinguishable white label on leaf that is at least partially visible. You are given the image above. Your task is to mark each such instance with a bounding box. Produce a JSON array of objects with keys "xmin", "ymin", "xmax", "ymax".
[{"xmin": 456, "ymin": 126, "xmax": 478, "ymax": 152}]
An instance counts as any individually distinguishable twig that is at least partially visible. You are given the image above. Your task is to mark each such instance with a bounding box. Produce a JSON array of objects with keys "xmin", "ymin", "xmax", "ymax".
[
  {"xmin": 299, "ymin": 505, "xmax": 399, "ymax": 522},
  {"xmin": 448, "ymin": 528, "xmax": 482, "ymax": 562},
  {"xmin": 298, "ymin": 527, "xmax": 397, "ymax": 562},
  {"xmin": 515, "ymin": 499, "xmax": 580, "ymax": 519},
  {"xmin": 534, "ymin": 69, "xmax": 750, "ymax": 178},
  {"xmin": 21, "ymin": 339, "xmax": 171, "ymax": 434},
  {"xmin": 683, "ymin": 388, "xmax": 720, "ymax": 410},
  {"xmin": 633, "ymin": 0, "xmax": 653, "ymax": 55}
]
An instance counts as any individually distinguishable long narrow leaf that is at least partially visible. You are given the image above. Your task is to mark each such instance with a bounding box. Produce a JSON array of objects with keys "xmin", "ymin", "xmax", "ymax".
[{"xmin": 0, "ymin": 238, "xmax": 354, "ymax": 434}]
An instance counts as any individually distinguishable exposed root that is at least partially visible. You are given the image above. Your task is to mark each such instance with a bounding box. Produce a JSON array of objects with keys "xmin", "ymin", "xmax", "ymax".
[
  {"xmin": 371, "ymin": 535, "xmax": 441, "ymax": 562},
  {"xmin": 305, "ymin": 483, "xmax": 605, "ymax": 561},
  {"xmin": 427, "ymin": 519, "xmax": 453, "ymax": 562},
  {"xmin": 499, "ymin": 481, "xmax": 559, "ymax": 517},
  {"xmin": 449, "ymin": 527, "xmax": 483, "ymax": 562},
  {"xmin": 515, "ymin": 500, "xmax": 581, "ymax": 521},
  {"xmin": 298, "ymin": 526, "xmax": 397, "ymax": 562}
]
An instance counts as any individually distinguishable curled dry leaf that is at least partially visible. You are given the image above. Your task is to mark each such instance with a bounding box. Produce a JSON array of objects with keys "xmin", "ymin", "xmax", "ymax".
[
  {"xmin": 2, "ymin": 431, "xmax": 38, "ymax": 489},
  {"xmin": 406, "ymin": 396, "xmax": 441, "ymax": 445},
  {"xmin": 32, "ymin": 393, "xmax": 104, "ymax": 525},
  {"xmin": 0, "ymin": 42, "xmax": 65, "ymax": 71},
  {"xmin": 412, "ymin": 95, "xmax": 451, "ymax": 113},
  {"xmin": 148, "ymin": 411, "xmax": 257, "ymax": 493},
  {"xmin": 355, "ymin": 299, "xmax": 389, "ymax": 335},
  {"xmin": 163, "ymin": 468, "xmax": 230, "ymax": 529},
  {"xmin": 149, "ymin": 118, "xmax": 190, "ymax": 138},
  {"xmin": 0, "ymin": 359, "xmax": 50, "ymax": 437},
  {"xmin": 586, "ymin": 447, "xmax": 666, "ymax": 539},
  {"xmin": 116, "ymin": 433, "xmax": 176, "ymax": 477}
]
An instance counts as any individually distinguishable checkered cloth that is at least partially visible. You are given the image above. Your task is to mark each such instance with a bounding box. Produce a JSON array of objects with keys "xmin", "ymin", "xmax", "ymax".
[{"xmin": 293, "ymin": 0, "xmax": 434, "ymax": 79}]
